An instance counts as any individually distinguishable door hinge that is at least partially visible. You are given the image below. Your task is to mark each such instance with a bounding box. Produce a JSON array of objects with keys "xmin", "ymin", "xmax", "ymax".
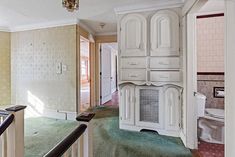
[
  {"xmin": 120, "ymin": 27, "xmax": 122, "ymax": 31},
  {"xmin": 100, "ymin": 96, "xmax": 102, "ymax": 98},
  {"xmin": 179, "ymin": 123, "xmax": 181, "ymax": 128},
  {"xmin": 100, "ymin": 72, "xmax": 102, "ymax": 76}
]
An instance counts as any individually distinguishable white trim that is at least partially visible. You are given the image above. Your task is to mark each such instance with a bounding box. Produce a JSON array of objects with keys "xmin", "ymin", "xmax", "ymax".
[
  {"xmin": 0, "ymin": 26, "xmax": 11, "ymax": 32},
  {"xmin": 95, "ymin": 32, "xmax": 117, "ymax": 36},
  {"xmin": 225, "ymin": 0, "xmax": 235, "ymax": 156},
  {"xmin": 115, "ymin": 0, "xmax": 184, "ymax": 15},
  {"xmin": 9, "ymin": 19, "xmax": 78, "ymax": 32},
  {"xmin": 115, "ymin": 1, "xmax": 183, "ymax": 14},
  {"xmin": 77, "ymin": 20, "xmax": 96, "ymax": 35},
  {"xmin": 185, "ymin": 0, "xmax": 210, "ymax": 149}
]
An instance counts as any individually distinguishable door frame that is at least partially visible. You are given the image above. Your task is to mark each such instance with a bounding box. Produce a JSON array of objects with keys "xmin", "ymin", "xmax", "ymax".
[
  {"xmin": 182, "ymin": 0, "xmax": 209, "ymax": 149},
  {"xmin": 94, "ymin": 35, "xmax": 117, "ymax": 106}
]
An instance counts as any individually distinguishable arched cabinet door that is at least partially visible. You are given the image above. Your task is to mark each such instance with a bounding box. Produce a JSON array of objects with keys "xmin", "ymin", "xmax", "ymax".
[
  {"xmin": 119, "ymin": 84, "xmax": 135, "ymax": 125},
  {"xmin": 120, "ymin": 14, "xmax": 147, "ymax": 56},
  {"xmin": 165, "ymin": 87, "xmax": 180, "ymax": 131},
  {"xmin": 150, "ymin": 10, "xmax": 179, "ymax": 56}
]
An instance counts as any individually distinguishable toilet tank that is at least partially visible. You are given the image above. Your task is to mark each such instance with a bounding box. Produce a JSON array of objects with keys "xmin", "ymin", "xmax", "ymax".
[{"xmin": 196, "ymin": 93, "xmax": 206, "ymax": 118}]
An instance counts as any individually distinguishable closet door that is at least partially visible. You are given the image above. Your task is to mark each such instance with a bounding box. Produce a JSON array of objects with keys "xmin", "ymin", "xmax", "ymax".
[
  {"xmin": 120, "ymin": 14, "xmax": 147, "ymax": 56},
  {"xmin": 165, "ymin": 87, "xmax": 180, "ymax": 131},
  {"xmin": 120, "ymin": 84, "xmax": 135, "ymax": 125},
  {"xmin": 150, "ymin": 10, "xmax": 179, "ymax": 56}
]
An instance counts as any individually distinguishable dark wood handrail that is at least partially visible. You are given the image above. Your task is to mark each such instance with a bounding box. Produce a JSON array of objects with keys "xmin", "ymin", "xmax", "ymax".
[
  {"xmin": 43, "ymin": 124, "xmax": 87, "ymax": 157},
  {"xmin": 0, "ymin": 114, "xmax": 15, "ymax": 136}
]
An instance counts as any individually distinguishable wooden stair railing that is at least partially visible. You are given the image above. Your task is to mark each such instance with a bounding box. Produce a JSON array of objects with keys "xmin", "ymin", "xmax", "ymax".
[
  {"xmin": 0, "ymin": 105, "xmax": 26, "ymax": 157},
  {"xmin": 43, "ymin": 112, "xmax": 95, "ymax": 157}
]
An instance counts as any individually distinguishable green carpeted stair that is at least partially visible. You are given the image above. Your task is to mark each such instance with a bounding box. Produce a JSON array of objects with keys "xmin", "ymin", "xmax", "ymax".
[{"xmin": 24, "ymin": 106, "xmax": 192, "ymax": 157}]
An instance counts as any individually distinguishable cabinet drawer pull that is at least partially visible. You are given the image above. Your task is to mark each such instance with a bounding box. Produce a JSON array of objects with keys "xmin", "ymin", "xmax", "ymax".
[
  {"xmin": 128, "ymin": 62, "xmax": 138, "ymax": 65},
  {"xmin": 159, "ymin": 61, "xmax": 169, "ymax": 65},
  {"xmin": 159, "ymin": 75, "xmax": 169, "ymax": 79},
  {"xmin": 129, "ymin": 74, "xmax": 138, "ymax": 78}
]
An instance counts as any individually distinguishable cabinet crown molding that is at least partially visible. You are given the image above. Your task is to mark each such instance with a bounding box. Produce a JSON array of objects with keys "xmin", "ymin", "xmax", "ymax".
[{"xmin": 115, "ymin": 0, "xmax": 184, "ymax": 15}]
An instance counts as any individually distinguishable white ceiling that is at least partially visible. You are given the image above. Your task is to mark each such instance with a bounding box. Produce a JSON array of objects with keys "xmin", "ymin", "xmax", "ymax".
[{"xmin": 0, "ymin": 0, "xmax": 184, "ymax": 34}]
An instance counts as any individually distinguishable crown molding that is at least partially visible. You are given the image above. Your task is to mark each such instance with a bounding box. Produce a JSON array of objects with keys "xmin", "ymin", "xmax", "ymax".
[
  {"xmin": 114, "ymin": 0, "xmax": 184, "ymax": 14},
  {"xmin": 95, "ymin": 31, "xmax": 117, "ymax": 36},
  {"xmin": 77, "ymin": 19, "xmax": 96, "ymax": 35},
  {"xmin": 9, "ymin": 19, "xmax": 78, "ymax": 32},
  {"xmin": 0, "ymin": 26, "xmax": 11, "ymax": 32}
]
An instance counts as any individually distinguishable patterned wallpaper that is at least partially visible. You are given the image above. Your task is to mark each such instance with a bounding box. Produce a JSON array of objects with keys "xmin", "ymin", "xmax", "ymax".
[
  {"xmin": 11, "ymin": 25, "xmax": 77, "ymax": 112},
  {"xmin": 197, "ymin": 75, "xmax": 224, "ymax": 109},
  {"xmin": 197, "ymin": 16, "xmax": 224, "ymax": 72},
  {"xmin": 0, "ymin": 32, "xmax": 11, "ymax": 105}
]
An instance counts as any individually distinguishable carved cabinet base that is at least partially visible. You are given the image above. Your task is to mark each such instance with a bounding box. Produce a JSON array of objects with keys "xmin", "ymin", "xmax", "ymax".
[{"xmin": 119, "ymin": 84, "xmax": 182, "ymax": 137}]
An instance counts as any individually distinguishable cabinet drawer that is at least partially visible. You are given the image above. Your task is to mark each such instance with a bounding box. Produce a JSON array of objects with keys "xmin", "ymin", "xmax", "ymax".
[
  {"xmin": 150, "ymin": 71, "xmax": 181, "ymax": 82},
  {"xmin": 121, "ymin": 69, "xmax": 146, "ymax": 81},
  {"xmin": 150, "ymin": 57, "xmax": 180, "ymax": 69},
  {"xmin": 121, "ymin": 58, "xmax": 147, "ymax": 69}
]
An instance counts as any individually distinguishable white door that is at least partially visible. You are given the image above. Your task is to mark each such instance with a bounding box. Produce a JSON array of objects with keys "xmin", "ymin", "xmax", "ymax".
[
  {"xmin": 150, "ymin": 10, "xmax": 179, "ymax": 56},
  {"xmin": 165, "ymin": 87, "xmax": 180, "ymax": 131},
  {"xmin": 119, "ymin": 84, "xmax": 135, "ymax": 125},
  {"xmin": 120, "ymin": 14, "xmax": 147, "ymax": 56},
  {"xmin": 101, "ymin": 44, "xmax": 112, "ymax": 104}
]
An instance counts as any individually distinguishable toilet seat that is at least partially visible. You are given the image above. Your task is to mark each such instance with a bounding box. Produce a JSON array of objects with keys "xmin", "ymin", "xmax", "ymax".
[{"xmin": 205, "ymin": 108, "xmax": 224, "ymax": 119}]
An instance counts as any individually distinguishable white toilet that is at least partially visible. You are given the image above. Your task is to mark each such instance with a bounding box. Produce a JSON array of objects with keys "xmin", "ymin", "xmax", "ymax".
[{"xmin": 196, "ymin": 93, "xmax": 224, "ymax": 144}]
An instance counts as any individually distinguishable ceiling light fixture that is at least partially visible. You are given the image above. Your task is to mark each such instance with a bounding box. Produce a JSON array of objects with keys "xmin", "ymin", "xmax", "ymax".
[{"xmin": 62, "ymin": 0, "xmax": 79, "ymax": 12}]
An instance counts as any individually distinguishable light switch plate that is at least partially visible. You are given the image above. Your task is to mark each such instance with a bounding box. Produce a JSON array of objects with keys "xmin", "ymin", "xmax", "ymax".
[{"xmin": 56, "ymin": 62, "xmax": 62, "ymax": 74}]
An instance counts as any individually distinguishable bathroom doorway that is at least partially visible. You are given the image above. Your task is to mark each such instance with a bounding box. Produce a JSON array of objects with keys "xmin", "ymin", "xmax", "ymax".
[{"xmin": 186, "ymin": 0, "xmax": 225, "ymax": 156}]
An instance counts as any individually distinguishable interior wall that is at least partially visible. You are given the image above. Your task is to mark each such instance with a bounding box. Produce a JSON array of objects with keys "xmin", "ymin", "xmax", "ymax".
[
  {"xmin": 196, "ymin": 15, "xmax": 225, "ymax": 109},
  {"xmin": 197, "ymin": 16, "xmax": 224, "ymax": 72},
  {"xmin": 0, "ymin": 32, "xmax": 11, "ymax": 105},
  {"xmin": 11, "ymin": 25, "xmax": 77, "ymax": 114}
]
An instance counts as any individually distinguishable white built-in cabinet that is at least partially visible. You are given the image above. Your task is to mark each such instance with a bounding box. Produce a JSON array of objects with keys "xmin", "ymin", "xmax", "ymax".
[
  {"xmin": 119, "ymin": 84, "xmax": 135, "ymax": 125},
  {"xmin": 165, "ymin": 87, "xmax": 180, "ymax": 131},
  {"xmin": 150, "ymin": 10, "xmax": 179, "ymax": 56},
  {"xmin": 118, "ymin": 9, "xmax": 182, "ymax": 137},
  {"xmin": 120, "ymin": 14, "xmax": 147, "ymax": 56}
]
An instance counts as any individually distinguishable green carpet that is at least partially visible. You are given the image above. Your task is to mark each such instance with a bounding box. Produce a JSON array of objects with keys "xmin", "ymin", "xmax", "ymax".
[
  {"xmin": 91, "ymin": 106, "xmax": 192, "ymax": 157},
  {"xmin": 24, "ymin": 117, "xmax": 78, "ymax": 157},
  {"xmin": 24, "ymin": 106, "xmax": 192, "ymax": 157}
]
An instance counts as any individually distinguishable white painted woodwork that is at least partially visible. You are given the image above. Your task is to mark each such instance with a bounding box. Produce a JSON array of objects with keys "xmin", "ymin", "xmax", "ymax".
[
  {"xmin": 118, "ymin": 9, "xmax": 182, "ymax": 138},
  {"xmin": 225, "ymin": 0, "xmax": 235, "ymax": 156},
  {"xmin": 165, "ymin": 87, "xmax": 180, "ymax": 131},
  {"xmin": 150, "ymin": 10, "xmax": 179, "ymax": 56},
  {"xmin": 119, "ymin": 85, "xmax": 135, "ymax": 125},
  {"xmin": 150, "ymin": 57, "xmax": 180, "ymax": 69},
  {"xmin": 121, "ymin": 69, "xmax": 146, "ymax": 81},
  {"xmin": 121, "ymin": 57, "xmax": 147, "ymax": 69},
  {"xmin": 150, "ymin": 71, "xmax": 181, "ymax": 82},
  {"xmin": 135, "ymin": 86, "xmax": 164, "ymax": 129},
  {"xmin": 101, "ymin": 44, "xmax": 112, "ymax": 104},
  {"xmin": 120, "ymin": 14, "xmax": 147, "ymax": 56}
]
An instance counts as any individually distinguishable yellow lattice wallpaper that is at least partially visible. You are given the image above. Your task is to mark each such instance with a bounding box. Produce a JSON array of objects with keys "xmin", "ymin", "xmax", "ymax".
[
  {"xmin": 11, "ymin": 25, "xmax": 77, "ymax": 112},
  {"xmin": 0, "ymin": 32, "xmax": 11, "ymax": 105}
]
